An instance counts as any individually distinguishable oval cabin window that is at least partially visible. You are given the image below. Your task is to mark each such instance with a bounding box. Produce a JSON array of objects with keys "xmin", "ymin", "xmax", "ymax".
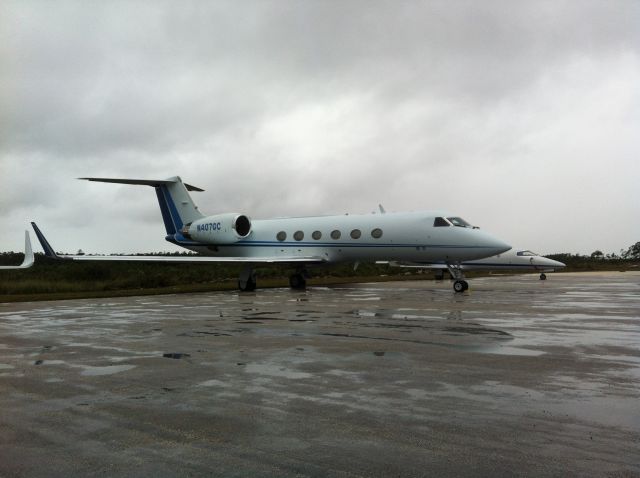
[
  {"xmin": 293, "ymin": 231, "xmax": 304, "ymax": 241},
  {"xmin": 276, "ymin": 231, "xmax": 287, "ymax": 241},
  {"xmin": 331, "ymin": 230, "xmax": 341, "ymax": 240},
  {"xmin": 371, "ymin": 228, "xmax": 383, "ymax": 239},
  {"xmin": 350, "ymin": 229, "xmax": 361, "ymax": 239},
  {"xmin": 312, "ymin": 230, "xmax": 322, "ymax": 240}
]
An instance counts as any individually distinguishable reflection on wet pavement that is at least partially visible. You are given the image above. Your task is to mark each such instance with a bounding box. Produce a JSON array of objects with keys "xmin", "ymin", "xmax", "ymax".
[{"xmin": 0, "ymin": 272, "xmax": 639, "ymax": 477}]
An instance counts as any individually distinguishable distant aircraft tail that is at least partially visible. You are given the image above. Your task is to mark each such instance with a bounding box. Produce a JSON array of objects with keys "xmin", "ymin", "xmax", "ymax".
[
  {"xmin": 79, "ymin": 176, "xmax": 205, "ymax": 237},
  {"xmin": 31, "ymin": 222, "xmax": 58, "ymax": 258}
]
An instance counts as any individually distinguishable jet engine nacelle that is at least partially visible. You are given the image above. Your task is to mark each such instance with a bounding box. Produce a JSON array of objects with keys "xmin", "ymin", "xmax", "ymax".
[{"xmin": 183, "ymin": 213, "xmax": 252, "ymax": 244}]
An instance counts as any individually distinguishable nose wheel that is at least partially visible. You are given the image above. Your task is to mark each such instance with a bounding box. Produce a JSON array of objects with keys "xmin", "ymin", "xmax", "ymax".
[
  {"xmin": 447, "ymin": 262, "xmax": 469, "ymax": 293},
  {"xmin": 453, "ymin": 280, "xmax": 469, "ymax": 292}
]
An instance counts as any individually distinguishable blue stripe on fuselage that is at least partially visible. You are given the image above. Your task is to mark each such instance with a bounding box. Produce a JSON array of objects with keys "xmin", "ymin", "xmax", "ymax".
[{"xmin": 168, "ymin": 239, "xmax": 498, "ymax": 250}]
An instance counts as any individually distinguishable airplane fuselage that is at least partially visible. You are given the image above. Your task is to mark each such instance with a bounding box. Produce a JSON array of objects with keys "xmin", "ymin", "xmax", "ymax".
[
  {"xmin": 169, "ymin": 211, "xmax": 510, "ymax": 264},
  {"xmin": 47, "ymin": 176, "xmax": 513, "ymax": 291}
]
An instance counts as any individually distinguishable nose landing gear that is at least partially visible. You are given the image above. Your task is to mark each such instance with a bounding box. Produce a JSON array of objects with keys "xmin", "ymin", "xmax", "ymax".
[
  {"xmin": 453, "ymin": 280, "xmax": 469, "ymax": 292},
  {"xmin": 447, "ymin": 263, "xmax": 469, "ymax": 293}
]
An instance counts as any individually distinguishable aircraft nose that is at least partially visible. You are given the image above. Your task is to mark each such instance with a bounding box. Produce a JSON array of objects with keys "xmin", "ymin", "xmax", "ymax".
[
  {"xmin": 550, "ymin": 258, "xmax": 566, "ymax": 268},
  {"xmin": 479, "ymin": 232, "xmax": 511, "ymax": 256},
  {"xmin": 490, "ymin": 239, "xmax": 512, "ymax": 256},
  {"xmin": 459, "ymin": 228, "xmax": 511, "ymax": 260}
]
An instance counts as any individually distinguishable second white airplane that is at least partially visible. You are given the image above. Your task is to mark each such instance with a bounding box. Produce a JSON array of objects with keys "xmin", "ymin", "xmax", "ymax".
[
  {"xmin": 384, "ymin": 248, "xmax": 566, "ymax": 281},
  {"xmin": 32, "ymin": 176, "xmax": 511, "ymax": 292}
]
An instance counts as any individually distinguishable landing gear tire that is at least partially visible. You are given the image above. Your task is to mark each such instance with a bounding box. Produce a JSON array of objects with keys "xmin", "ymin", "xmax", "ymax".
[
  {"xmin": 539, "ymin": 273, "xmax": 547, "ymax": 280},
  {"xmin": 238, "ymin": 266, "xmax": 257, "ymax": 292},
  {"xmin": 289, "ymin": 273, "xmax": 307, "ymax": 290},
  {"xmin": 238, "ymin": 277, "xmax": 256, "ymax": 292},
  {"xmin": 453, "ymin": 280, "xmax": 468, "ymax": 293}
]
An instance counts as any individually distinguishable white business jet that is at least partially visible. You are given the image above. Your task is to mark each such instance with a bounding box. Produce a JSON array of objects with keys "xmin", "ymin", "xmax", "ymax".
[
  {"xmin": 31, "ymin": 176, "xmax": 510, "ymax": 292},
  {"xmin": 0, "ymin": 231, "xmax": 35, "ymax": 270},
  {"xmin": 385, "ymin": 248, "xmax": 566, "ymax": 280}
]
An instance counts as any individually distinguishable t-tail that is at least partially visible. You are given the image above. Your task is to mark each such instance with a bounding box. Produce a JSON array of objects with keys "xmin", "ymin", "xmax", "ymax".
[{"xmin": 78, "ymin": 176, "xmax": 205, "ymax": 245}]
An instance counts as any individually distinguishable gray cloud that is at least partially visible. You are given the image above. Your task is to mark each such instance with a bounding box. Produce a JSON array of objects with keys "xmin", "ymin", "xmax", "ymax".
[{"xmin": 1, "ymin": 0, "xmax": 639, "ymax": 254}]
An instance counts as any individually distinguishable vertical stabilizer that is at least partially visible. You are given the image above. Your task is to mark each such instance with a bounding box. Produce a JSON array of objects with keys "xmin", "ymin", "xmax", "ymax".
[{"xmin": 156, "ymin": 176, "xmax": 204, "ymax": 231}]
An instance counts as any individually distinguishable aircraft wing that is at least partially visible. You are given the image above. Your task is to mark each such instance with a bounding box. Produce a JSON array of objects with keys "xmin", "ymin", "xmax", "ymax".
[
  {"xmin": 31, "ymin": 223, "xmax": 326, "ymax": 265},
  {"xmin": 0, "ymin": 231, "xmax": 35, "ymax": 270},
  {"xmin": 377, "ymin": 260, "xmax": 484, "ymax": 271},
  {"xmin": 40, "ymin": 254, "xmax": 325, "ymax": 264},
  {"xmin": 376, "ymin": 260, "xmax": 445, "ymax": 269}
]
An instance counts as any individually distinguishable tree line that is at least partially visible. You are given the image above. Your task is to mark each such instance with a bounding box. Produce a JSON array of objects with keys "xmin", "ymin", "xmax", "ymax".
[{"xmin": 0, "ymin": 241, "xmax": 637, "ymax": 297}]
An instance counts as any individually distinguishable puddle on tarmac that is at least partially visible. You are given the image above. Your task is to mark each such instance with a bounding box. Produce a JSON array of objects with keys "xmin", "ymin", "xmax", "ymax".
[
  {"xmin": 245, "ymin": 363, "xmax": 312, "ymax": 379},
  {"xmin": 163, "ymin": 353, "xmax": 190, "ymax": 359},
  {"xmin": 198, "ymin": 379, "xmax": 230, "ymax": 387},
  {"xmin": 79, "ymin": 364, "xmax": 136, "ymax": 376},
  {"xmin": 482, "ymin": 345, "xmax": 545, "ymax": 356},
  {"xmin": 20, "ymin": 358, "xmax": 136, "ymax": 377}
]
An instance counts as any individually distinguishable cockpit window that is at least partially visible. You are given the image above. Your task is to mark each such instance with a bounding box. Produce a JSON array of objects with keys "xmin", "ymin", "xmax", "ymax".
[
  {"xmin": 517, "ymin": 250, "xmax": 538, "ymax": 256},
  {"xmin": 434, "ymin": 217, "xmax": 450, "ymax": 227},
  {"xmin": 447, "ymin": 217, "xmax": 472, "ymax": 228}
]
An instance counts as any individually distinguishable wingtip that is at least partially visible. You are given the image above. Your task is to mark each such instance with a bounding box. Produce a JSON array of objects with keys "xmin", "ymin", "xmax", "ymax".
[
  {"xmin": 22, "ymin": 230, "xmax": 35, "ymax": 268},
  {"xmin": 0, "ymin": 231, "xmax": 35, "ymax": 269}
]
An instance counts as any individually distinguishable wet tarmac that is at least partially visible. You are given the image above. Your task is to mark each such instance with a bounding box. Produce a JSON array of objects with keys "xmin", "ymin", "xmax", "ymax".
[{"xmin": 0, "ymin": 272, "xmax": 639, "ymax": 477}]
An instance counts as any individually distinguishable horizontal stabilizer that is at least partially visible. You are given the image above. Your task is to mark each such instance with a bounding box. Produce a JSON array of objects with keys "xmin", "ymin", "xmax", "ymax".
[{"xmin": 79, "ymin": 177, "xmax": 204, "ymax": 192}]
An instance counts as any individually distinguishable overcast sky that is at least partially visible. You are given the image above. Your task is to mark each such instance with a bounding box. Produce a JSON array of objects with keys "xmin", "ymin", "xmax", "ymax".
[{"xmin": 1, "ymin": 0, "xmax": 638, "ymax": 256}]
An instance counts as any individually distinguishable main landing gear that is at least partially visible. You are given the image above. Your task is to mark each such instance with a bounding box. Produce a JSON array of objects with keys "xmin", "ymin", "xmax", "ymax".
[
  {"xmin": 539, "ymin": 273, "xmax": 547, "ymax": 280},
  {"xmin": 238, "ymin": 266, "xmax": 257, "ymax": 292},
  {"xmin": 237, "ymin": 267, "xmax": 309, "ymax": 292},
  {"xmin": 447, "ymin": 263, "xmax": 469, "ymax": 293},
  {"xmin": 289, "ymin": 267, "xmax": 309, "ymax": 290},
  {"xmin": 289, "ymin": 273, "xmax": 307, "ymax": 290}
]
